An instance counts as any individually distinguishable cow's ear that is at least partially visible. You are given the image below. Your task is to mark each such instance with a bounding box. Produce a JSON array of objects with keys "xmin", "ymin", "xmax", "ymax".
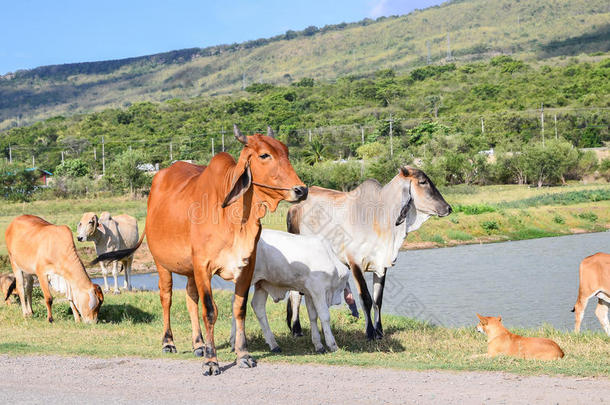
[
  {"xmin": 222, "ymin": 162, "xmax": 252, "ymax": 208},
  {"xmin": 395, "ymin": 200, "xmax": 410, "ymax": 226},
  {"xmin": 94, "ymin": 215, "xmax": 102, "ymax": 230},
  {"xmin": 497, "ymin": 316, "xmax": 502, "ymax": 322},
  {"xmin": 400, "ymin": 166, "xmax": 411, "ymax": 177}
]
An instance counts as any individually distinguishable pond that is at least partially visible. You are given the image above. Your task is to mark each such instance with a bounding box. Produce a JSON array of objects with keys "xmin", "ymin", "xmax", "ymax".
[{"xmin": 92, "ymin": 231, "xmax": 610, "ymax": 332}]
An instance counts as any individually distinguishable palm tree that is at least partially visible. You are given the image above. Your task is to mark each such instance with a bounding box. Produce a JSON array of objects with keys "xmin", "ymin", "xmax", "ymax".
[{"xmin": 302, "ymin": 139, "xmax": 327, "ymax": 165}]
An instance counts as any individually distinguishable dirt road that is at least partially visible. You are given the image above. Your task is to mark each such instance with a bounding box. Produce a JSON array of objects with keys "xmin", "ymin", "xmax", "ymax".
[{"xmin": 1, "ymin": 355, "xmax": 608, "ymax": 404}]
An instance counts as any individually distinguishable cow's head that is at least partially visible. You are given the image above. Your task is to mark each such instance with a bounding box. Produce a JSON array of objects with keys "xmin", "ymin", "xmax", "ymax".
[
  {"xmin": 76, "ymin": 212, "xmax": 99, "ymax": 242},
  {"xmin": 73, "ymin": 283, "xmax": 104, "ymax": 323},
  {"xmin": 222, "ymin": 125, "xmax": 307, "ymax": 211},
  {"xmin": 395, "ymin": 167, "xmax": 451, "ymax": 225}
]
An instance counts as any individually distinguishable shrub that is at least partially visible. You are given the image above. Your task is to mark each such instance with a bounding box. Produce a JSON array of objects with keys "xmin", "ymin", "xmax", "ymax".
[
  {"xmin": 453, "ymin": 204, "xmax": 496, "ymax": 215},
  {"xmin": 54, "ymin": 158, "xmax": 90, "ymax": 178},
  {"xmin": 576, "ymin": 212, "xmax": 598, "ymax": 222},
  {"xmin": 553, "ymin": 214, "xmax": 565, "ymax": 224},
  {"xmin": 481, "ymin": 220, "xmax": 499, "ymax": 233}
]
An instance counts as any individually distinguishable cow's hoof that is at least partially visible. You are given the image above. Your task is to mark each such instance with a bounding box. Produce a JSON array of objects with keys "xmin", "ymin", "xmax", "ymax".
[
  {"xmin": 327, "ymin": 344, "xmax": 338, "ymax": 352},
  {"xmin": 315, "ymin": 347, "xmax": 326, "ymax": 354},
  {"xmin": 113, "ymin": 290, "xmax": 121, "ymax": 295},
  {"xmin": 193, "ymin": 347, "xmax": 204, "ymax": 357},
  {"xmin": 47, "ymin": 317, "xmax": 54, "ymax": 323},
  {"xmin": 203, "ymin": 361, "xmax": 221, "ymax": 376},
  {"xmin": 103, "ymin": 289, "xmax": 110, "ymax": 293},
  {"xmin": 270, "ymin": 346, "xmax": 282, "ymax": 353},
  {"xmin": 374, "ymin": 328, "xmax": 384, "ymax": 340},
  {"xmin": 162, "ymin": 345, "xmax": 177, "ymax": 354},
  {"xmin": 238, "ymin": 355, "xmax": 257, "ymax": 368},
  {"xmin": 292, "ymin": 330, "xmax": 303, "ymax": 337}
]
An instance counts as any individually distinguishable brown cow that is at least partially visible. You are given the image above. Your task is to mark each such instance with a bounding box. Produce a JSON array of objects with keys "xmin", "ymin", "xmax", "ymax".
[
  {"xmin": 5, "ymin": 215, "xmax": 104, "ymax": 323},
  {"xmin": 573, "ymin": 252, "xmax": 610, "ymax": 335},
  {"xmin": 93, "ymin": 125, "xmax": 307, "ymax": 375}
]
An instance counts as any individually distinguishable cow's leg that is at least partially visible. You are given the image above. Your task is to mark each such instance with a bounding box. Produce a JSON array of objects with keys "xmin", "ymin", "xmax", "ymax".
[
  {"xmin": 251, "ymin": 285, "xmax": 281, "ymax": 352},
  {"xmin": 194, "ymin": 268, "xmax": 220, "ymax": 376},
  {"xmin": 233, "ymin": 257, "xmax": 257, "ymax": 370},
  {"xmin": 38, "ymin": 272, "xmax": 54, "ymax": 323},
  {"xmin": 69, "ymin": 300, "xmax": 82, "ymax": 322},
  {"xmin": 573, "ymin": 294, "xmax": 589, "ymax": 333},
  {"xmin": 286, "ymin": 291, "xmax": 303, "ymax": 337},
  {"xmin": 12, "ymin": 266, "xmax": 32, "ymax": 318},
  {"xmin": 344, "ymin": 285, "xmax": 359, "ymax": 318},
  {"xmin": 594, "ymin": 298, "xmax": 610, "ymax": 336},
  {"xmin": 350, "ymin": 262, "xmax": 374, "ymax": 340},
  {"xmin": 304, "ymin": 295, "xmax": 325, "ymax": 353},
  {"xmin": 111, "ymin": 261, "xmax": 120, "ymax": 294},
  {"xmin": 157, "ymin": 263, "xmax": 176, "ymax": 354},
  {"xmin": 185, "ymin": 276, "xmax": 204, "ymax": 357},
  {"xmin": 310, "ymin": 293, "xmax": 338, "ymax": 352},
  {"xmin": 123, "ymin": 258, "xmax": 132, "ymax": 291},
  {"xmin": 372, "ymin": 270, "xmax": 387, "ymax": 339},
  {"xmin": 23, "ymin": 274, "xmax": 34, "ymax": 315},
  {"xmin": 99, "ymin": 262, "xmax": 110, "ymax": 293}
]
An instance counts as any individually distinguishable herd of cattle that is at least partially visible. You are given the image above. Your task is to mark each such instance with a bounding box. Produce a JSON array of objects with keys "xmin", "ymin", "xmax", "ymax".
[{"xmin": 1, "ymin": 126, "xmax": 608, "ymax": 374}]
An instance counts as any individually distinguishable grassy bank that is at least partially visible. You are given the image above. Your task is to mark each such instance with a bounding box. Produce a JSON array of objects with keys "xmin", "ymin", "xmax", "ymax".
[{"xmin": 0, "ymin": 289, "xmax": 607, "ymax": 377}]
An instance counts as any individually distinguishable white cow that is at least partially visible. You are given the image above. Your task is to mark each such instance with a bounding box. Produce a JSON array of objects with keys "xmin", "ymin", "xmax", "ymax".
[
  {"xmin": 77, "ymin": 212, "xmax": 138, "ymax": 293},
  {"xmin": 231, "ymin": 229, "xmax": 349, "ymax": 353}
]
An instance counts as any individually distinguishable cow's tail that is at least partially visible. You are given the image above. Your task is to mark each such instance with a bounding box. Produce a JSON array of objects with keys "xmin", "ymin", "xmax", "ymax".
[
  {"xmin": 286, "ymin": 297, "xmax": 293, "ymax": 332},
  {"xmin": 571, "ymin": 307, "xmax": 575, "ymax": 312},
  {"xmin": 90, "ymin": 228, "xmax": 146, "ymax": 265},
  {"xmin": 286, "ymin": 206, "xmax": 300, "ymax": 235},
  {"xmin": 4, "ymin": 277, "xmax": 16, "ymax": 302}
]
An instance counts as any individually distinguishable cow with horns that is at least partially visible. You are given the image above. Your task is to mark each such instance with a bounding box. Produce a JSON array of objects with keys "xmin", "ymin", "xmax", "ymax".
[{"xmin": 93, "ymin": 125, "xmax": 307, "ymax": 375}]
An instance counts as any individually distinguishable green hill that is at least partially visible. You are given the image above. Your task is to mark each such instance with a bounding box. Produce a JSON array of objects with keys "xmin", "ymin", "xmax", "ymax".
[{"xmin": 1, "ymin": 0, "xmax": 609, "ymax": 129}]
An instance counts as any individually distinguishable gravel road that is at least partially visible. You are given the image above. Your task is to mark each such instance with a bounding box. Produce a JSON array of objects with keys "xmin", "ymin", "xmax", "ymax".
[{"xmin": 0, "ymin": 355, "xmax": 608, "ymax": 404}]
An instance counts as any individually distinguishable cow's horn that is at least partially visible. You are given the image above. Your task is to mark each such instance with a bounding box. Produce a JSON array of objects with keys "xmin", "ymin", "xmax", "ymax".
[
  {"xmin": 233, "ymin": 124, "xmax": 248, "ymax": 145},
  {"xmin": 267, "ymin": 126, "xmax": 276, "ymax": 139}
]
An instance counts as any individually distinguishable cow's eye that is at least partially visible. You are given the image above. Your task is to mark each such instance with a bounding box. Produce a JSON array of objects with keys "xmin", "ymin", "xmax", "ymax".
[
  {"xmin": 419, "ymin": 180, "xmax": 427, "ymax": 185},
  {"xmin": 89, "ymin": 220, "xmax": 94, "ymax": 224},
  {"xmin": 259, "ymin": 153, "xmax": 271, "ymax": 159}
]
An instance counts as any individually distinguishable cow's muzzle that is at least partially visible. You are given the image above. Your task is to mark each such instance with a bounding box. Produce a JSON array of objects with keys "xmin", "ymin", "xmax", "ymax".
[
  {"xmin": 291, "ymin": 186, "xmax": 308, "ymax": 202},
  {"xmin": 438, "ymin": 204, "xmax": 452, "ymax": 217},
  {"xmin": 77, "ymin": 236, "xmax": 84, "ymax": 242}
]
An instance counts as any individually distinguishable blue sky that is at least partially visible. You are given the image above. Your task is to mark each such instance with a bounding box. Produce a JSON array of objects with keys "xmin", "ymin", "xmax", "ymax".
[{"xmin": 0, "ymin": 0, "xmax": 443, "ymax": 74}]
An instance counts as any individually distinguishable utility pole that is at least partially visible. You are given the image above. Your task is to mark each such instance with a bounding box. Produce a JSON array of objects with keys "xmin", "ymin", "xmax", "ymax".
[
  {"xmin": 170, "ymin": 141, "xmax": 173, "ymax": 161},
  {"xmin": 212, "ymin": 138, "xmax": 215, "ymax": 156},
  {"xmin": 554, "ymin": 114, "xmax": 558, "ymax": 139},
  {"xmin": 61, "ymin": 151, "xmax": 64, "ymax": 163},
  {"xmin": 540, "ymin": 103, "xmax": 545, "ymax": 147},
  {"xmin": 94, "ymin": 146, "xmax": 97, "ymax": 161},
  {"xmin": 8, "ymin": 145, "xmax": 12, "ymax": 163},
  {"xmin": 309, "ymin": 129, "xmax": 312, "ymax": 143},
  {"xmin": 446, "ymin": 33, "xmax": 452, "ymax": 61},
  {"xmin": 32, "ymin": 156, "xmax": 35, "ymax": 167},
  {"xmin": 386, "ymin": 113, "xmax": 395, "ymax": 157},
  {"xmin": 102, "ymin": 136, "xmax": 106, "ymax": 176},
  {"xmin": 481, "ymin": 118, "xmax": 485, "ymax": 135},
  {"xmin": 221, "ymin": 127, "xmax": 226, "ymax": 152},
  {"xmin": 426, "ymin": 41, "xmax": 431, "ymax": 65},
  {"xmin": 361, "ymin": 127, "xmax": 365, "ymax": 145},
  {"xmin": 242, "ymin": 72, "xmax": 246, "ymax": 90}
]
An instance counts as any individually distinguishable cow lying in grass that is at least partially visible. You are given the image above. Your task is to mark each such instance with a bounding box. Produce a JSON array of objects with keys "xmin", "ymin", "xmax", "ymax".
[
  {"xmin": 6, "ymin": 215, "xmax": 104, "ymax": 323},
  {"xmin": 231, "ymin": 229, "xmax": 349, "ymax": 353}
]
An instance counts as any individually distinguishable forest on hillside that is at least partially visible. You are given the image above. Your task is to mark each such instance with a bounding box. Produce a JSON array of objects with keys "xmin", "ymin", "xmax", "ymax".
[
  {"xmin": 1, "ymin": 0, "xmax": 608, "ymax": 128},
  {"xmin": 1, "ymin": 55, "xmax": 609, "ymax": 200}
]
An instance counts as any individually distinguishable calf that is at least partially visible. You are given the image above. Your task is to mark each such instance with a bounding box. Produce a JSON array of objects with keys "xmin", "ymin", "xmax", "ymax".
[
  {"xmin": 231, "ymin": 229, "xmax": 349, "ymax": 353},
  {"xmin": 77, "ymin": 212, "xmax": 138, "ymax": 293},
  {"xmin": 6, "ymin": 215, "xmax": 104, "ymax": 323},
  {"xmin": 573, "ymin": 252, "xmax": 610, "ymax": 335}
]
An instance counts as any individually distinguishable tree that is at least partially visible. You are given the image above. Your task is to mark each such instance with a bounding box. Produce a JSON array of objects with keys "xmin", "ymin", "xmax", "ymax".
[
  {"xmin": 55, "ymin": 158, "xmax": 90, "ymax": 177},
  {"xmin": 0, "ymin": 162, "xmax": 39, "ymax": 201},
  {"xmin": 303, "ymin": 139, "xmax": 327, "ymax": 165},
  {"xmin": 106, "ymin": 150, "xmax": 147, "ymax": 195},
  {"xmin": 523, "ymin": 139, "xmax": 579, "ymax": 187}
]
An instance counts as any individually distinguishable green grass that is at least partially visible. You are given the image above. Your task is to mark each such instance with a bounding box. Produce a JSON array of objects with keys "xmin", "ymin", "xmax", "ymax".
[{"xmin": 0, "ymin": 289, "xmax": 608, "ymax": 376}]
